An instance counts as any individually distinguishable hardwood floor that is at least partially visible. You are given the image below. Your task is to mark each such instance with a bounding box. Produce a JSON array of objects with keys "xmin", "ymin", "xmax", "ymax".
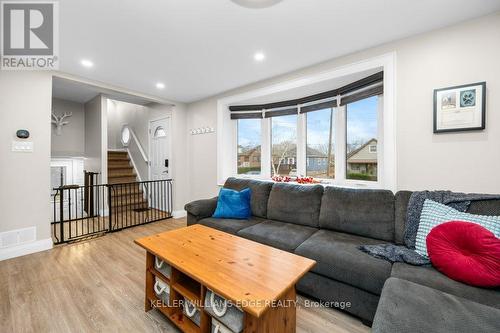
[{"xmin": 0, "ymin": 218, "xmax": 369, "ymax": 333}]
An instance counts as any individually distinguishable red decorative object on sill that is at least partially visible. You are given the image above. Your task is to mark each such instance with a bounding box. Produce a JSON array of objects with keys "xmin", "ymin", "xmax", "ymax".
[
  {"xmin": 271, "ymin": 175, "xmax": 292, "ymax": 182},
  {"xmin": 271, "ymin": 176, "xmax": 319, "ymax": 184},
  {"xmin": 296, "ymin": 176, "xmax": 319, "ymax": 184}
]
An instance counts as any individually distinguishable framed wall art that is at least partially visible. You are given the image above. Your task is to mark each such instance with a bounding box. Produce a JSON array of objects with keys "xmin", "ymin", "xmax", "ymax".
[{"xmin": 433, "ymin": 82, "xmax": 486, "ymax": 133}]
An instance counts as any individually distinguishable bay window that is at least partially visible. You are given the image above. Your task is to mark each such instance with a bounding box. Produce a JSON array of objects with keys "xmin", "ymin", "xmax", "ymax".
[{"xmin": 227, "ymin": 71, "xmax": 387, "ymax": 187}]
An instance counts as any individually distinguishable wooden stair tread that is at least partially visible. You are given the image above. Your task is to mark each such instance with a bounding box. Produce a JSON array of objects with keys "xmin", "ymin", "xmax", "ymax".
[
  {"xmin": 108, "ymin": 159, "xmax": 131, "ymax": 164},
  {"xmin": 107, "ymin": 150, "xmax": 149, "ymax": 210},
  {"xmin": 111, "ymin": 188, "xmax": 143, "ymax": 196},
  {"xmin": 111, "ymin": 198, "xmax": 148, "ymax": 207},
  {"xmin": 108, "ymin": 171, "xmax": 136, "ymax": 178},
  {"xmin": 108, "ymin": 176, "xmax": 137, "ymax": 184},
  {"xmin": 108, "ymin": 164, "xmax": 132, "ymax": 169},
  {"xmin": 108, "ymin": 157, "xmax": 130, "ymax": 162}
]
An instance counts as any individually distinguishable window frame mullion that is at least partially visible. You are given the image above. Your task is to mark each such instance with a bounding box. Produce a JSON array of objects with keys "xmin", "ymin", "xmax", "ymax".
[
  {"xmin": 335, "ymin": 104, "xmax": 347, "ymax": 184},
  {"xmin": 296, "ymin": 107, "xmax": 306, "ymax": 177},
  {"xmin": 261, "ymin": 116, "xmax": 271, "ymax": 179}
]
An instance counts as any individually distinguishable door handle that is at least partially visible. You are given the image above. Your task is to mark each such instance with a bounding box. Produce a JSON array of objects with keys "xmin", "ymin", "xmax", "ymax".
[{"xmin": 164, "ymin": 159, "xmax": 169, "ymax": 167}]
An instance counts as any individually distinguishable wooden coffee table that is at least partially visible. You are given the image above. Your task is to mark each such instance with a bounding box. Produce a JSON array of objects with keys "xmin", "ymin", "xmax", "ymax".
[{"xmin": 135, "ymin": 224, "xmax": 316, "ymax": 333}]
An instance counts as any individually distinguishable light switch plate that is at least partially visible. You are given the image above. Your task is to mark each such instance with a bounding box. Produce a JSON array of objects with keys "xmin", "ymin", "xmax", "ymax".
[{"xmin": 12, "ymin": 141, "xmax": 34, "ymax": 152}]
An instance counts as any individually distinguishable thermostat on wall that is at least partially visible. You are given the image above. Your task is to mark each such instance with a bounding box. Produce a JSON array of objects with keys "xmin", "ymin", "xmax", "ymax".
[{"xmin": 16, "ymin": 129, "xmax": 30, "ymax": 139}]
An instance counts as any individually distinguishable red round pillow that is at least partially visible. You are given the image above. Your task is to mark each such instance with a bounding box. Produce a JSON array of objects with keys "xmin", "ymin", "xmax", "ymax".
[{"xmin": 426, "ymin": 221, "xmax": 500, "ymax": 288}]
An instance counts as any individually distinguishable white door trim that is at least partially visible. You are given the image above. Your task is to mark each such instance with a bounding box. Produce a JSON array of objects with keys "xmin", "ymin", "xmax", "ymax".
[{"xmin": 148, "ymin": 116, "xmax": 173, "ymax": 182}]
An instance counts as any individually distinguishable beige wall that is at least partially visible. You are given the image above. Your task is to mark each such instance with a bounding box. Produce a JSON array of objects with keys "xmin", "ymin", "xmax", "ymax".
[
  {"xmin": 107, "ymin": 100, "xmax": 148, "ymax": 150},
  {"xmin": 186, "ymin": 98, "xmax": 219, "ymax": 200},
  {"xmin": 0, "ymin": 71, "xmax": 53, "ymax": 240},
  {"xmin": 51, "ymin": 98, "xmax": 85, "ymax": 156},
  {"xmin": 186, "ymin": 13, "xmax": 500, "ymax": 200},
  {"xmin": 84, "ymin": 95, "xmax": 107, "ymax": 183}
]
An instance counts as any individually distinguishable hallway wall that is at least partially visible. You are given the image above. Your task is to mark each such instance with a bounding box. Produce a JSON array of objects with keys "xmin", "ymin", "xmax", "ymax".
[
  {"xmin": 51, "ymin": 98, "xmax": 85, "ymax": 157},
  {"xmin": 0, "ymin": 71, "xmax": 53, "ymax": 254},
  {"xmin": 84, "ymin": 95, "xmax": 108, "ymax": 183}
]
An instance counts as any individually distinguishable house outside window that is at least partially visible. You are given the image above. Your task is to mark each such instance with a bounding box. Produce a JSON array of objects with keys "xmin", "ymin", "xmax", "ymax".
[
  {"xmin": 346, "ymin": 96, "xmax": 379, "ymax": 182},
  {"xmin": 237, "ymin": 119, "xmax": 261, "ymax": 175}
]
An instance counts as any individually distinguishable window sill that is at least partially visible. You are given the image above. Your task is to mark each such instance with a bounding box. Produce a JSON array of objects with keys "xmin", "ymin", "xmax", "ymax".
[{"xmin": 224, "ymin": 175, "xmax": 385, "ymax": 190}]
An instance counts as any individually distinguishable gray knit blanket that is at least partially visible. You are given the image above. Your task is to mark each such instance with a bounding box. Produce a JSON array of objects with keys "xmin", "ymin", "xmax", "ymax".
[{"xmin": 359, "ymin": 191, "xmax": 500, "ymax": 266}]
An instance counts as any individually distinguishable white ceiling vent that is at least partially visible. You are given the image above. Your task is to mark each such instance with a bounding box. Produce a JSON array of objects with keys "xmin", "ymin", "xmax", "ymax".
[{"xmin": 231, "ymin": 0, "xmax": 283, "ymax": 8}]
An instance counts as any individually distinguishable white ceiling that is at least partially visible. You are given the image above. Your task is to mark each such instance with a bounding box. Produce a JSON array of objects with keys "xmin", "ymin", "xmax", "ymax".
[{"xmin": 58, "ymin": 0, "xmax": 500, "ymax": 103}]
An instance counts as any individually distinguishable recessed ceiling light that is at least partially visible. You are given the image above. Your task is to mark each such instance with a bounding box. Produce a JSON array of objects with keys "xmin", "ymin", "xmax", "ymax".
[
  {"xmin": 80, "ymin": 59, "xmax": 94, "ymax": 68},
  {"xmin": 156, "ymin": 82, "xmax": 165, "ymax": 89},
  {"xmin": 231, "ymin": 0, "xmax": 283, "ymax": 9},
  {"xmin": 254, "ymin": 52, "xmax": 266, "ymax": 62}
]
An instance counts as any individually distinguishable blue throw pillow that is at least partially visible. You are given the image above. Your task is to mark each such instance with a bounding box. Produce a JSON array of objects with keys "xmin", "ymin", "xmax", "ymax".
[{"xmin": 212, "ymin": 187, "xmax": 251, "ymax": 219}]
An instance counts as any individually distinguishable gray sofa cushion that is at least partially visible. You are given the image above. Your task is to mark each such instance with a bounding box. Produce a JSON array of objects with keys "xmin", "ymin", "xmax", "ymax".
[
  {"xmin": 468, "ymin": 198, "xmax": 500, "ymax": 215},
  {"xmin": 224, "ymin": 177, "xmax": 273, "ymax": 218},
  {"xmin": 237, "ymin": 220, "xmax": 317, "ymax": 252},
  {"xmin": 295, "ymin": 229, "xmax": 392, "ymax": 295},
  {"xmin": 373, "ymin": 278, "xmax": 500, "ymax": 333},
  {"xmin": 391, "ymin": 263, "xmax": 500, "ymax": 309},
  {"xmin": 197, "ymin": 216, "xmax": 265, "ymax": 235},
  {"xmin": 394, "ymin": 191, "xmax": 412, "ymax": 245},
  {"xmin": 266, "ymin": 183, "xmax": 323, "ymax": 227},
  {"xmin": 187, "ymin": 212, "xmax": 198, "ymax": 226},
  {"xmin": 184, "ymin": 197, "xmax": 218, "ymax": 220},
  {"xmin": 297, "ymin": 272, "xmax": 380, "ymax": 324},
  {"xmin": 394, "ymin": 191, "xmax": 500, "ymax": 245},
  {"xmin": 319, "ymin": 187, "xmax": 395, "ymax": 242}
]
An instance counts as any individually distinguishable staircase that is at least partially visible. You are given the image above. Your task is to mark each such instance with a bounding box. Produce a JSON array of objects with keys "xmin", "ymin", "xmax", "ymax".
[
  {"xmin": 108, "ymin": 151, "xmax": 137, "ymax": 184},
  {"xmin": 107, "ymin": 151, "xmax": 148, "ymax": 212}
]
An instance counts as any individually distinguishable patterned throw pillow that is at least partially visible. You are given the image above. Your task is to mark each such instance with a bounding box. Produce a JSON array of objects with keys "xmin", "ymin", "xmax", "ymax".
[{"xmin": 416, "ymin": 199, "xmax": 500, "ymax": 258}]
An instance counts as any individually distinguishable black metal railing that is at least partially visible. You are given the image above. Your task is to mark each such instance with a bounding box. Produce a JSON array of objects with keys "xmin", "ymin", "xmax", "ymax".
[
  {"xmin": 51, "ymin": 179, "xmax": 173, "ymax": 244},
  {"xmin": 84, "ymin": 171, "xmax": 100, "ymax": 217},
  {"xmin": 109, "ymin": 179, "xmax": 173, "ymax": 231}
]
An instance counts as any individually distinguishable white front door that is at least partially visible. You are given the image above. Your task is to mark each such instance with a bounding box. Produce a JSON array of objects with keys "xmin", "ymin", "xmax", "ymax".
[{"xmin": 150, "ymin": 118, "xmax": 170, "ymax": 181}]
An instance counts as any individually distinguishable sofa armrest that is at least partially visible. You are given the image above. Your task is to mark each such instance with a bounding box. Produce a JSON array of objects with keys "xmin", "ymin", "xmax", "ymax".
[{"xmin": 184, "ymin": 197, "xmax": 218, "ymax": 221}]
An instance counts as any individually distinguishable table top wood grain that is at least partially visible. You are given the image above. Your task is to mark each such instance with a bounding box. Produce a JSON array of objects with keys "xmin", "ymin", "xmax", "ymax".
[{"xmin": 135, "ymin": 224, "xmax": 316, "ymax": 317}]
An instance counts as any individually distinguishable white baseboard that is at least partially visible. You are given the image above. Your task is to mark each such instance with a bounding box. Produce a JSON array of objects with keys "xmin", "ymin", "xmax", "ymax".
[
  {"xmin": 108, "ymin": 148, "xmax": 127, "ymax": 152},
  {"xmin": 0, "ymin": 238, "xmax": 53, "ymax": 261},
  {"xmin": 172, "ymin": 210, "xmax": 187, "ymax": 218}
]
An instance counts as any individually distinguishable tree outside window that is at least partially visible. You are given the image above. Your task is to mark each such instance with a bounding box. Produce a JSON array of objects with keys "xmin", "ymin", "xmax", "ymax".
[{"xmin": 271, "ymin": 115, "xmax": 297, "ymax": 176}]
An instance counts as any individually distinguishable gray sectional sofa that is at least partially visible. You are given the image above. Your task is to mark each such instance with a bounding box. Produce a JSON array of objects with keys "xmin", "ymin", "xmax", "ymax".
[{"xmin": 185, "ymin": 178, "xmax": 500, "ymax": 332}]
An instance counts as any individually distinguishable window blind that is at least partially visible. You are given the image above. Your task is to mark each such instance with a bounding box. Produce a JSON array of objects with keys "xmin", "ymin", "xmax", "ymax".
[{"xmin": 229, "ymin": 71, "xmax": 383, "ymax": 119}]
